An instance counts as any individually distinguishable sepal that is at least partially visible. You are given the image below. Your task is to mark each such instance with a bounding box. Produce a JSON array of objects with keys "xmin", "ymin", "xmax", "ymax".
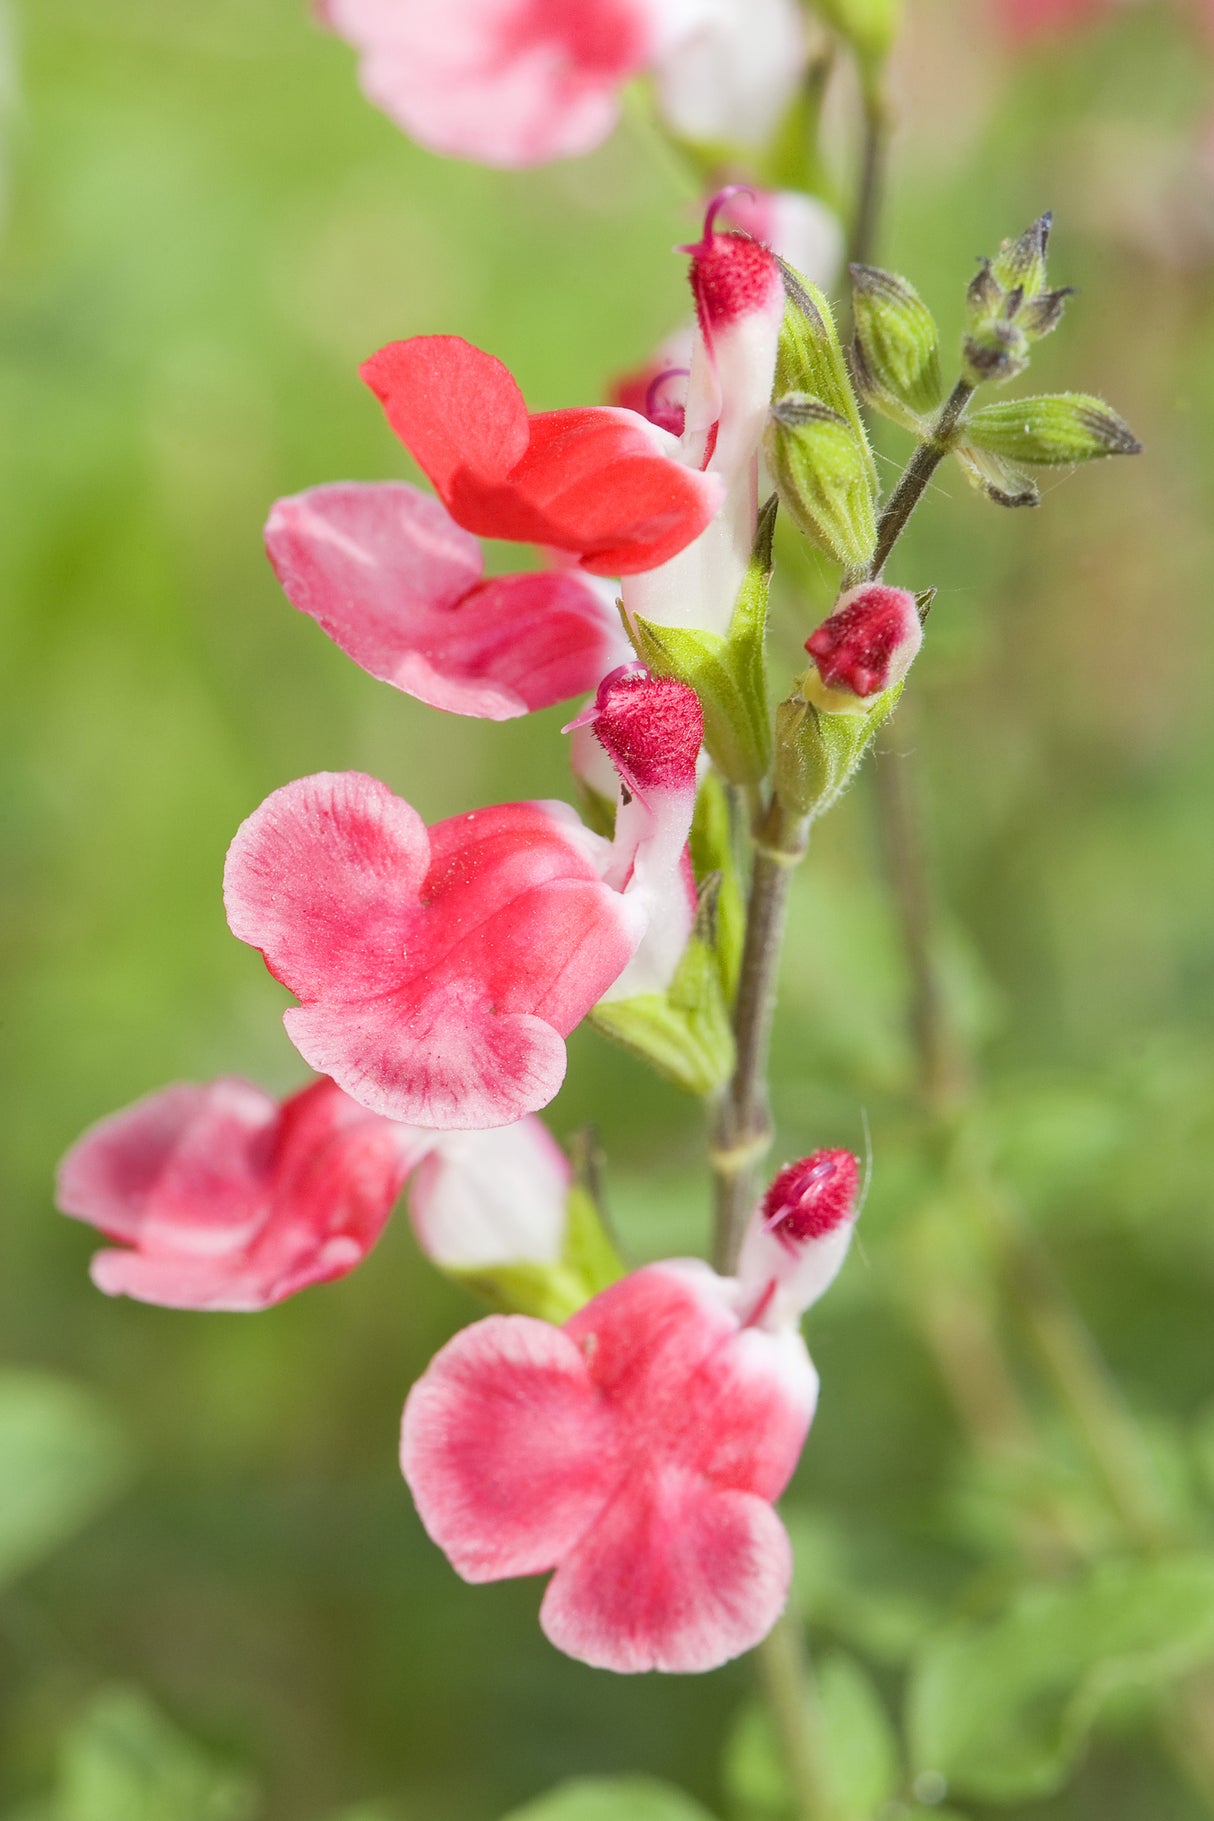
[
  {"xmin": 774, "ymin": 682, "xmax": 903, "ymax": 821},
  {"xmin": 690, "ymin": 771, "xmax": 744, "ymax": 1006},
  {"xmin": 963, "ymin": 213, "xmax": 1073, "ymax": 388},
  {"xmin": 765, "ymin": 397, "xmax": 878, "ymax": 571},
  {"xmin": 952, "ymin": 440, "xmax": 1039, "ymax": 509},
  {"xmin": 591, "ymin": 885, "xmax": 736, "ymax": 1096},
  {"xmin": 962, "ymin": 393, "xmax": 1142, "ymax": 466},
  {"xmin": 849, "ymin": 264, "xmax": 944, "ymax": 432},
  {"xmin": 775, "ymin": 263, "xmax": 877, "ymax": 489},
  {"xmin": 627, "ymin": 498, "xmax": 775, "ymax": 787},
  {"xmin": 446, "ymin": 1182, "xmax": 625, "ymax": 1324}
]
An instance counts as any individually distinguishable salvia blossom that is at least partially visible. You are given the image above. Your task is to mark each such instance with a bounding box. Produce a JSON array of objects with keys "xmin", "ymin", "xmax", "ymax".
[
  {"xmin": 55, "ymin": 1076, "xmax": 416, "ymax": 1311},
  {"xmin": 223, "ymin": 674, "xmax": 703, "ymax": 1129},
  {"xmin": 804, "ymin": 583, "xmax": 923, "ymax": 709},
  {"xmin": 322, "ymin": 0, "xmax": 807, "ymax": 170},
  {"xmin": 58, "ymin": 1072, "xmax": 575, "ymax": 1304},
  {"xmin": 401, "ymin": 1148, "xmax": 861, "ymax": 1672},
  {"xmin": 265, "ymin": 481, "xmax": 629, "ymax": 720},
  {"xmin": 621, "ymin": 194, "xmax": 786, "ymax": 637},
  {"xmin": 360, "ymin": 335, "xmax": 723, "ymax": 577}
]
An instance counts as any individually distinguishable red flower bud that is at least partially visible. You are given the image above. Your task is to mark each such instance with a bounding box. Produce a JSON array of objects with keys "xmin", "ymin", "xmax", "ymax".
[{"xmin": 805, "ymin": 583, "xmax": 922, "ymax": 705}]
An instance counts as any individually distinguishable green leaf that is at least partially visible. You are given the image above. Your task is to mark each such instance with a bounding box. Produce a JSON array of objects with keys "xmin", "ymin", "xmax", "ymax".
[
  {"xmin": 0, "ymin": 1370, "xmax": 131, "ymax": 1586},
  {"xmin": 774, "ymin": 683, "xmax": 902, "ymax": 822},
  {"xmin": 773, "ymin": 267, "xmax": 877, "ymax": 492},
  {"xmin": 765, "ymin": 397, "xmax": 877, "ymax": 571},
  {"xmin": 448, "ymin": 1184, "xmax": 624, "ymax": 1322},
  {"xmin": 55, "ymin": 1686, "xmax": 257, "ymax": 1821},
  {"xmin": 964, "ymin": 394, "xmax": 1142, "ymax": 466},
  {"xmin": 721, "ymin": 1654, "xmax": 900, "ymax": 1821},
  {"xmin": 908, "ymin": 1554, "xmax": 1214, "ymax": 1804},
  {"xmin": 629, "ymin": 497, "xmax": 774, "ymax": 787},
  {"xmin": 849, "ymin": 265, "xmax": 943, "ymax": 429},
  {"xmin": 690, "ymin": 771, "xmax": 744, "ymax": 1005},
  {"xmin": 501, "ymin": 1777, "xmax": 715, "ymax": 1821}
]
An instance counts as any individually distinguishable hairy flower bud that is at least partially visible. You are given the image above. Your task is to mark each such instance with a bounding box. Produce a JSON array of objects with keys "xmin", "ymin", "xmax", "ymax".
[
  {"xmin": 963, "ymin": 213, "xmax": 1073, "ymax": 387},
  {"xmin": 738, "ymin": 1148, "xmax": 862, "ymax": 1325},
  {"xmin": 849, "ymin": 263, "xmax": 943, "ymax": 431},
  {"xmin": 765, "ymin": 395, "xmax": 878, "ymax": 571},
  {"xmin": 803, "ymin": 583, "xmax": 922, "ymax": 712},
  {"xmin": 963, "ymin": 393, "xmax": 1143, "ymax": 466}
]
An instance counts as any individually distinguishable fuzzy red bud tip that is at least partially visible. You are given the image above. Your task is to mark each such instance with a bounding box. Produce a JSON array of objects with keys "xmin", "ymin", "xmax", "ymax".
[
  {"xmin": 762, "ymin": 1149, "xmax": 860, "ymax": 1249},
  {"xmin": 805, "ymin": 584, "xmax": 923, "ymax": 700},
  {"xmin": 682, "ymin": 190, "xmax": 782, "ymax": 334},
  {"xmin": 592, "ymin": 668, "xmax": 703, "ymax": 797}
]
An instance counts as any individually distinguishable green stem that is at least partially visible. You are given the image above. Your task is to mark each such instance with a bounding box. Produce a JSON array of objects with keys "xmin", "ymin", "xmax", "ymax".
[
  {"xmin": 847, "ymin": 91, "xmax": 889, "ymax": 279},
  {"xmin": 869, "ymin": 378, "xmax": 974, "ymax": 578},
  {"xmin": 754, "ymin": 1613, "xmax": 838, "ymax": 1821}
]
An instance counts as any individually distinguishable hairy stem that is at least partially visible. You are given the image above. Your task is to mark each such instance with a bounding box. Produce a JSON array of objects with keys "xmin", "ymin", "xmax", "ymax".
[
  {"xmin": 711, "ymin": 796, "xmax": 808, "ymax": 1273},
  {"xmin": 870, "ymin": 378, "xmax": 973, "ymax": 578}
]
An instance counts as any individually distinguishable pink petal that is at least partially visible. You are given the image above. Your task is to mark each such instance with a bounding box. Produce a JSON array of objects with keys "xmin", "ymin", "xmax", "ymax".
[
  {"xmin": 56, "ymin": 1077, "xmax": 278, "ymax": 1251},
  {"xmin": 224, "ymin": 775, "xmax": 639, "ymax": 1128},
  {"xmin": 266, "ymin": 482, "xmax": 626, "ymax": 719},
  {"xmin": 401, "ymin": 1314, "xmax": 618, "ymax": 1580},
  {"xmin": 323, "ymin": 0, "xmax": 658, "ymax": 167},
  {"xmin": 540, "ymin": 1466, "xmax": 794, "ymax": 1672},
  {"xmin": 565, "ymin": 1262, "xmax": 814, "ymax": 1500}
]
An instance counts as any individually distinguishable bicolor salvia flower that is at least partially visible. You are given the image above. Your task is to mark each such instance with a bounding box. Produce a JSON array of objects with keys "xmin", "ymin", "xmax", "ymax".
[
  {"xmin": 621, "ymin": 191, "xmax": 786, "ymax": 638},
  {"xmin": 401, "ymin": 1147, "xmax": 861, "ymax": 1672},
  {"xmin": 265, "ymin": 481, "xmax": 630, "ymax": 721},
  {"xmin": 222, "ymin": 670, "xmax": 702, "ymax": 1128},
  {"xmin": 321, "ymin": 0, "xmax": 808, "ymax": 168},
  {"xmin": 57, "ymin": 1071, "xmax": 580, "ymax": 1306}
]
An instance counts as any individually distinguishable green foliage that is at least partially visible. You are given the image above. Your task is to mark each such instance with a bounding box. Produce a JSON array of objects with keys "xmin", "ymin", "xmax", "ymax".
[
  {"xmin": 721, "ymin": 1653, "xmax": 899, "ymax": 1821},
  {"xmin": 628, "ymin": 498, "xmax": 775, "ymax": 787},
  {"xmin": 591, "ymin": 911, "xmax": 735, "ymax": 1098},
  {"xmin": 908, "ymin": 1554, "xmax": 1214, "ymax": 1803},
  {"xmin": 812, "ymin": 0, "xmax": 901, "ymax": 86},
  {"xmin": 0, "ymin": 1371, "xmax": 130, "ymax": 1586},
  {"xmin": 773, "ymin": 268, "xmax": 877, "ymax": 491},
  {"xmin": 849, "ymin": 265, "xmax": 944, "ymax": 432},
  {"xmin": 500, "ymin": 1778, "xmax": 714, "ymax": 1821},
  {"xmin": 48, "ymin": 1687, "xmax": 256, "ymax": 1821},
  {"xmin": 964, "ymin": 393, "xmax": 1142, "ymax": 466}
]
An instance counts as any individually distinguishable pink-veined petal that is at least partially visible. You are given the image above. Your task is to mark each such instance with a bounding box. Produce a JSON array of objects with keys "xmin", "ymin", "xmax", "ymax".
[
  {"xmin": 266, "ymin": 482, "xmax": 627, "ymax": 719},
  {"xmin": 540, "ymin": 1465, "xmax": 794, "ymax": 1672},
  {"xmin": 401, "ymin": 1314, "xmax": 618, "ymax": 1580},
  {"xmin": 224, "ymin": 775, "xmax": 640, "ymax": 1128}
]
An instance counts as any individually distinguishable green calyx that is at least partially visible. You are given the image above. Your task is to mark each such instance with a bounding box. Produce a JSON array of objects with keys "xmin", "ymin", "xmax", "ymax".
[
  {"xmin": 766, "ymin": 395, "xmax": 878, "ymax": 571},
  {"xmin": 850, "ymin": 263, "xmax": 944, "ymax": 433},
  {"xmin": 813, "ymin": 0, "xmax": 901, "ymax": 88},
  {"xmin": 628, "ymin": 498, "xmax": 775, "ymax": 788},
  {"xmin": 963, "ymin": 212, "xmax": 1073, "ymax": 388},
  {"xmin": 775, "ymin": 681, "xmax": 904, "ymax": 822},
  {"xmin": 963, "ymin": 393, "xmax": 1143, "ymax": 467}
]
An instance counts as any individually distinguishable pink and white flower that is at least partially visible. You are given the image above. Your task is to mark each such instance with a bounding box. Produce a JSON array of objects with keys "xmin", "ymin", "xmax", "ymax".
[
  {"xmin": 55, "ymin": 1075, "xmax": 416, "ymax": 1311},
  {"xmin": 401, "ymin": 1147, "xmax": 861, "ymax": 1673},
  {"xmin": 621, "ymin": 195, "xmax": 785, "ymax": 637},
  {"xmin": 360, "ymin": 335, "xmax": 723, "ymax": 578},
  {"xmin": 408, "ymin": 1115, "xmax": 572, "ymax": 1268},
  {"xmin": 322, "ymin": 0, "xmax": 807, "ymax": 170},
  {"xmin": 265, "ymin": 481, "xmax": 630, "ymax": 721},
  {"xmin": 223, "ymin": 676, "xmax": 703, "ymax": 1129}
]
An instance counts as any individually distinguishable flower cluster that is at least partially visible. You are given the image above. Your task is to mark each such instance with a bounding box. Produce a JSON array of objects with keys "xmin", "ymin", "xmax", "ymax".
[{"xmin": 58, "ymin": 192, "xmax": 867, "ymax": 1674}]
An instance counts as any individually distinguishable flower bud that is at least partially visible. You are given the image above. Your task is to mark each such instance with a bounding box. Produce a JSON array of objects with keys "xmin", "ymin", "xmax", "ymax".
[
  {"xmin": 963, "ymin": 392, "xmax": 1143, "ymax": 466},
  {"xmin": 963, "ymin": 213, "xmax": 1074, "ymax": 387},
  {"xmin": 812, "ymin": 0, "xmax": 901, "ymax": 89},
  {"xmin": 765, "ymin": 395, "xmax": 877, "ymax": 571},
  {"xmin": 803, "ymin": 583, "xmax": 923, "ymax": 713},
  {"xmin": 849, "ymin": 263, "xmax": 943, "ymax": 432},
  {"xmin": 738, "ymin": 1148, "xmax": 862, "ymax": 1324},
  {"xmin": 774, "ymin": 264, "xmax": 877, "ymax": 491}
]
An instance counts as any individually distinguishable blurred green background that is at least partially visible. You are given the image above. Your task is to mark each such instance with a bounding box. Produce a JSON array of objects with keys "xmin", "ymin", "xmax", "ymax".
[{"xmin": 3, "ymin": 0, "xmax": 1214, "ymax": 1816}]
